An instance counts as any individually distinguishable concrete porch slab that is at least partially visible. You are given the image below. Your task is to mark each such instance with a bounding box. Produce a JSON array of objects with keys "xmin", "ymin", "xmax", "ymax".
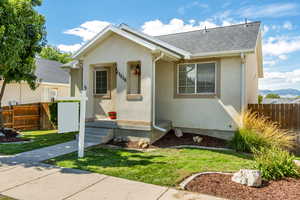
[
  {"xmin": 3, "ymin": 168, "xmax": 106, "ymax": 200},
  {"xmin": 67, "ymin": 176, "xmax": 168, "ymax": 200}
]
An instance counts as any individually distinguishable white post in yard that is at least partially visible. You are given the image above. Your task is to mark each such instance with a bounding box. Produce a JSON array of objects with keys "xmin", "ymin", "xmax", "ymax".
[{"xmin": 78, "ymin": 90, "xmax": 88, "ymax": 158}]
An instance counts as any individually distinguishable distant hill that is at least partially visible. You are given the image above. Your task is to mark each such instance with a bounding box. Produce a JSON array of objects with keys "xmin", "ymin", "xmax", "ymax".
[{"xmin": 259, "ymin": 89, "xmax": 300, "ymax": 97}]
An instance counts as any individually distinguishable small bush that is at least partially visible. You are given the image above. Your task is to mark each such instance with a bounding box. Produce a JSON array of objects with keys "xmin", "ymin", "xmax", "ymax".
[
  {"xmin": 254, "ymin": 147, "xmax": 300, "ymax": 180},
  {"xmin": 49, "ymin": 102, "xmax": 58, "ymax": 126},
  {"xmin": 231, "ymin": 111, "xmax": 296, "ymax": 153},
  {"xmin": 230, "ymin": 128, "xmax": 270, "ymax": 153}
]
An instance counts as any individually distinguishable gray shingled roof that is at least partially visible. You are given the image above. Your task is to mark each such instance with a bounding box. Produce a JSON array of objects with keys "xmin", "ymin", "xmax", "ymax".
[
  {"xmin": 35, "ymin": 58, "xmax": 70, "ymax": 84},
  {"xmin": 155, "ymin": 21, "xmax": 261, "ymax": 55}
]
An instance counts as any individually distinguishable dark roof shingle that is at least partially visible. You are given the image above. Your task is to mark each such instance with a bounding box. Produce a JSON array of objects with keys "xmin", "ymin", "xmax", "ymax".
[{"xmin": 155, "ymin": 21, "xmax": 261, "ymax": 55}]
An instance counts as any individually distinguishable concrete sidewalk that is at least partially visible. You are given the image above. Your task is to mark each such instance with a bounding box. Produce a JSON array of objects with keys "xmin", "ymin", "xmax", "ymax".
[
  {"xmin": 0, "ymin": 141, "xmax": 224, "ymax": 200},
  {"xmin": 0, "ymin": 140, "xmax": 98, "ymax": 164}
]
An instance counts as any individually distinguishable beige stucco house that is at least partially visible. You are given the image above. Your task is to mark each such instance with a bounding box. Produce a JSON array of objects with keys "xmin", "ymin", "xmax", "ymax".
[
  {"xmin": 1, "ymin": 58, "xmax": 70, "ymax": 106},
  {"xmin": 64, "ymin": 21, "xmax": 263, "ymax": 142}
]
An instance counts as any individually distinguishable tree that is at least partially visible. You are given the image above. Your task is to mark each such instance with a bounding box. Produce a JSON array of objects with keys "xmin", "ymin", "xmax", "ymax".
[
  {"xmin": 40, "ymin": 45, "xmax": 72, "ymax": 64},
  {"xmin": 0, "ymin": 0, "xmax": 46, "ymax": 133},
  {"xmin": 258, "ymin": 95, "xmax": 263, "ymax": 104},
  {"xmin": 265, "ymin": 93, "xmax": 280, "ymax": 99}
]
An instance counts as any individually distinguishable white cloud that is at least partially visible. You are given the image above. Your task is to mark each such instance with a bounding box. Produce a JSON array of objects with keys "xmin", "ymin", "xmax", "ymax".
[
  {"xmin": 239, "ymin": 3, "xmax": 299, "ymax": 18},
  {"xmin": 283, "ymin": 21, "xmax": 293, "ymax": 30},
  {"xmin": 141, "ymin": 18, "xmax": 218, "ymax": 36},
  {"xmin": 57, "ymin": 43, "xmax": 82, "ymax": 53},
  {"xmin": 64, "ymin": 20, "xmax": 110, "ymax": 41},
  {"xmin": 260, "ymin": 69, "xmax": 300, "ymax": 90},
  {"xmin": 263, "ymin": 36, "xmax": 300, "ymax": 57},
  {"xmin": 57, "ymin": 20, "xmax": 111, "ymax": 53}
]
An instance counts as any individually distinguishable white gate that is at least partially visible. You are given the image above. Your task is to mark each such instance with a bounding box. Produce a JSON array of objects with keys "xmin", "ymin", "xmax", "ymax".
[{"xmin": 56, "ymin": 91, "xmax": 88, "ymax": 158}]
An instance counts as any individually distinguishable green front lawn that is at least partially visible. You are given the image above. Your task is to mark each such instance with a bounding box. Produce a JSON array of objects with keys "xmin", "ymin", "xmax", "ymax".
[
  {"xmin": 0, "ymin": 130, "xmax": 77, "ymax": 155},
  {"xmin": 46, "ymin": 146, "xmax": 254, "ymax": 187}
]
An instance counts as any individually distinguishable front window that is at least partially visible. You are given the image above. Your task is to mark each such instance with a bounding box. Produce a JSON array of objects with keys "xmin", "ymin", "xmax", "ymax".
[
  {"xmin": 94, "ymin": 69, "xmax": 108, "ymax": 95},
  {"xmin": 178, "ymin": 62, "xmax": 216, "ymax": 94}
]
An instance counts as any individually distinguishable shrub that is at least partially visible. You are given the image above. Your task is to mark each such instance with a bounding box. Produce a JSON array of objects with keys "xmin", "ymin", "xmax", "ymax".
[
  {"xmin": 231, "ymin": 111, "xmax": 296, "ymax": 152},
  {"xmin": 254, "ymin": 147, "xmax": 300, "ymax": 180},
  {"xmin": 49, "ymin": 102, "xmax": 58, "ymax": 126},
  {"xmin": 230, "ymin": 128, "xmax": 270, "ymax": 153}
]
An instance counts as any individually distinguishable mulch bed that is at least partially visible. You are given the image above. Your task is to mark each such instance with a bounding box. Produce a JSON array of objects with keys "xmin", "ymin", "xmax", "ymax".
[
  {"xmin": 152, "ymin": 130, "xmax": 228, "ymax": 148},
  {"xmin": 186, "ymin": 173, "xmax": 300, "ymax": 200},
  {"xmin": 108, "ymin": 130, "xmax": 228, "ymax": 149},
  {"xmin": 0, "ymin": 136, "xmax": 30, "ymax": 143}
]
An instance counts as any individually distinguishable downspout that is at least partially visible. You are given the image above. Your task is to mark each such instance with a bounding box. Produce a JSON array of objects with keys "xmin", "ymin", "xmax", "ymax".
[
  {"xmin": 240, "ymin": 53, "xmax": 246, "ymax": 127},
  {"xmin": 152, "ymin": 52, "xmax": 166, "ymax": 132}
]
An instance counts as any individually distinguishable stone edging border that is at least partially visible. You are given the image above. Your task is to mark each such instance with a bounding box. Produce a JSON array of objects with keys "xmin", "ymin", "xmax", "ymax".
[
  {"xmin": 0, "ymin": 140, "xmax": 33, "ymax": 144},
  {"xmin": 179, "ymin": 172, "xmax": 233, "ymax": 190},
  {"xmin": 169, "ymin": 145, "xmax": 233, "ymax": 151}
]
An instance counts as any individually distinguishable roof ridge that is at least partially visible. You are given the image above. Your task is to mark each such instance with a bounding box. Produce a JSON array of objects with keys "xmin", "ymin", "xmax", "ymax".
[{"xmin": 155, "ymin": 21, "xmax": 261, "ymax": 37}]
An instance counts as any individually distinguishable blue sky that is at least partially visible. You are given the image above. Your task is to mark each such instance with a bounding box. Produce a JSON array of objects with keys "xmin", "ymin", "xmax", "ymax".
[{"xmin": 38, "ymin": 0, "xmax": 300, "ymax": 90}]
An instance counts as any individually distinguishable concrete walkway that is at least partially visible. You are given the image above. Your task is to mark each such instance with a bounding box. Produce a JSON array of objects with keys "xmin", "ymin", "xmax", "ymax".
[
  {"xmin": 0, "ymin": 141, "xmax": 224, "ymax": 200},
  {"xmin": 0, "ymin": 140, "xmax": 98, "ymax": 164}
]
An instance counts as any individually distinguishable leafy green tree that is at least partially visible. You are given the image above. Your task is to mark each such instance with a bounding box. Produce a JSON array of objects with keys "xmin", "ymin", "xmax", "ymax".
[
  {"xmin": 265, "ymin": 93, "xmax": 280, "ymax": 99},
  {"xmin": 258, "ymin": 95, "xmax": 263, "ymax": 104},
  {"xmin": 0, "ymin": 0, "xmax": 46, "ymax": 131},
  {"xmin": 40, "ymin": 45, "xmax": 72, "ymax": 64}
]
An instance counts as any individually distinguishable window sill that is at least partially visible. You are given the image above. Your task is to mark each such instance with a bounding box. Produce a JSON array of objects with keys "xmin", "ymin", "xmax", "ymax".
[
  {"xmin": 127, "ymin": 94, "xmax": 143, "ymax": 101},
  {"xmin": 94, "ymin": 94, "xmax": 111, "ymax": 99},
  {"xmin": 174, "ymin": 93, "xmax": 218, "ymax": 99}
]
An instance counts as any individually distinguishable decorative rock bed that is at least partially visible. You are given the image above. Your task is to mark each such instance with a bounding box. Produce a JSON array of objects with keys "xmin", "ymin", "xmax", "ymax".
[{"xmin": 182, "ymin": 172, "xmax": 300, "ymax": 200}]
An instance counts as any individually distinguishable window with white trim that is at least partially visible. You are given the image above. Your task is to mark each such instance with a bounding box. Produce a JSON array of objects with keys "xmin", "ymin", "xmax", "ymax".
[
  {"xmin": 94, "ymin": 69, "xmax": 108, "ymax": 95},
  {"xmin": 178, "ymin": 62, "xmax": 216, "ymax": 94}
]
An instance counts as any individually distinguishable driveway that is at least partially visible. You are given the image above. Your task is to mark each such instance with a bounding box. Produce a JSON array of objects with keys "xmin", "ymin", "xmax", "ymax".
[{"xmin": 0, "ymin": 141, "xmax": 224, "ymax": 200}]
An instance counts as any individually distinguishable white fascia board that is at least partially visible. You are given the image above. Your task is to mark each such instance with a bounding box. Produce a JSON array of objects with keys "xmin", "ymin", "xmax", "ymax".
[
  {"xmin": 191, "ymin": 49, "xmax": 254, "ymax": 58},
  {"xmin": 120, "ymin": 25, "xmax": 191, "ymax": 59},
  {"xmin": 72, "ymin": 25, "xmax": 158, "ymax": 59}
]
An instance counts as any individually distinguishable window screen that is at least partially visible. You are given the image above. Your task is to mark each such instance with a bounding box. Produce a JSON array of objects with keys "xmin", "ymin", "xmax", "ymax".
[{"xmin": 95, "ymin": 70, "xmax": 108, "ymax": 94}]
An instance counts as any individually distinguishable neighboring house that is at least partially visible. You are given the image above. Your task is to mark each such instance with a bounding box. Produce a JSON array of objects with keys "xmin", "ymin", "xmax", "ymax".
[
  {"xmin": 1, "ymin": 58, "xmax": 70, "ymax": 106},
  {"xmin": 63, "ymin": 21, "xmax": 263, "ymax": 142},
  {"xmin": 262, "ymin": 98, "xmax": 300, "ymax": 104}
]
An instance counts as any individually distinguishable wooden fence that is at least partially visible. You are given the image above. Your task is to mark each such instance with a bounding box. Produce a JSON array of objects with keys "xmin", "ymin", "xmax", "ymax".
[
  {"xmin": 248, "ymin": 104, "xmax": 300, "ymax": 130},
  {"xmin": 2, "ymin": 103, "xmax": 54, "ymax": 131}
]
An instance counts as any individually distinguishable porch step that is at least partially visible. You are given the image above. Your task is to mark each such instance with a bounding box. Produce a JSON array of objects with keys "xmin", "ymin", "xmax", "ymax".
[
  {"xmin": 77, "ymin": 127, "xmax": 114, "ymax": 144},
  {"xmin": 86, "ymin": 120, "xmax": 118, "ymax": 129}
]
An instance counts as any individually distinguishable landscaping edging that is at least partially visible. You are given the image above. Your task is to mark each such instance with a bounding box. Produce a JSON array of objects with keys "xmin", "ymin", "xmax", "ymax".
[
  {"xmin": 0, "ymin": 140, "xmax": 33, "ymax": 145},
  {"xmin": 179, "ymin": 172, "xmax": 232, "ymax": 190},
  {"xmin": 169, "ymin": 145, "xmax": 233, "ymax": 151}
]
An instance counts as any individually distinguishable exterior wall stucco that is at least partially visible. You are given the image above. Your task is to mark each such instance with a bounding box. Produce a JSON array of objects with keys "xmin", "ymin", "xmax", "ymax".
[
  {"xmin": 82, "ymin": 34, "xmax": 153, "ymax": 122},
  {"xmin": 245, "ymin": 53, "xmax": 259, "ymax": 104},
  {"xmin": 70, "ymin": 68, "xmax": 82, "ymax": 97},
  {"xmin": 155, "ymin": 57, "xmax": 242, "ymax": 131},
  {"xmin": 0, "ymin": 81, "xmax": 70, "ymax": 106}
]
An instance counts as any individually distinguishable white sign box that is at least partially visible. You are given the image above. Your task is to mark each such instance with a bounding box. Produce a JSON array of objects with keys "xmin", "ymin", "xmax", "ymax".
[{"xmin": 58, "ymin": 102, "xmax": 79, "ymax": 133}]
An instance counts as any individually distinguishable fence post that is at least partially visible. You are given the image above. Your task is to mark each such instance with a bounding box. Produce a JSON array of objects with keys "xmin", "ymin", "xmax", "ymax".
[{"xmin": 78, "ymin": 90, "xmax": 88, "ymax": 158}]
